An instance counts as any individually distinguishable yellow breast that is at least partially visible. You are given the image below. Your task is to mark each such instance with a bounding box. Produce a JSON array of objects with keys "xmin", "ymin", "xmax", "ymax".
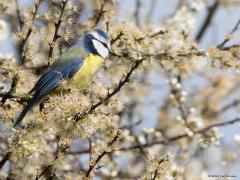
[{"xmin": 70, "ymin": 54, "xmax": 104, "ymax": 89}]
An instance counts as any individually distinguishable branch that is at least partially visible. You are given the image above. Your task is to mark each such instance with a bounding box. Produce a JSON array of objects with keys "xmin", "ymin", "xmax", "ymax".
[
  {"xmin": 0, "ymin": 152, "xmax": 11, "ymax": 169},
  {"xmin": 13, "ymin": 45, "xmax": 206, "ymax": 177},
  {"xmin": 47, "ymin": 0, "xmax": 69, "ymax": 66},
  {"xmin": 14, "ymin": 0, "xmax": 23, "ymax": 29},
  {"xmin": 73, "ymin": 58, "xmax": 144, "ymax": 122},
  {"xmin": 152, "ymin": 156, "xmax": 169, "ymax": 180},
  {"xmin": 35, "ymin": 57, "xmax": 144, "ymax": 178},
  {"xmin": 135, "ymin": 30, "xmax": 166, "ymax": 42},
  {"xmin": 19, "ymin": 0, "xmax": 42, "ymax": 64},
  {"xmin": 134, "ymin": 0, "xmax": 141, "ymax": 27},
  {"xmin": 85, "ymin": 130, "xmax": 120, "ymax": 177},
  {"xmin": 217, "ymin": 19, "xmax": 240, "ymax": 49},
  {"xmin": 119, "ymin": 118, "xmax": 240, "ymax": 151},
  {"xmin": 110, "ymin": 31, "xmax": 124, "ymax": 45},
  {"xmin": 91, "ymin": 0, "xmax": 108, "ymax": 28},
  {"xmin": 67, "ymin": 118, "xmax": 240, "ymax": 154},
  {"xmin": 30, "ymin": 51, "xmax": 206, "ymax": 176},
  {"xmin": 221, "ymin": 44, "xmax": 240, "ymax": 51},
  {"xmin": 146, "ymin": 0, "xmax": 156, "ymax": 25},
  {"xmin": 170, "ymin": 75, "xmax": 192, "ymax": 129},
  {"xmin": 218, "ymin": 99, "xmax": 240, "ymax": 114},
  {"xmin": 35, "ymin": 144, "xmax": 69, "ymax": 180},
  {"xmin": 119, "ymin": 120, "xmax": 142, "ymax": 130},
  {"xmin": 0, "ymin": 74, "xmax": 19, "ymax": 105},
  {"xmin": 195, "ymin": 0, "xmax": 219, "ymax": 42}
]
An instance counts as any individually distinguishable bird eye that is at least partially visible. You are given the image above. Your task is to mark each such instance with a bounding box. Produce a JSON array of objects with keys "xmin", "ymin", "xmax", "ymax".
[
  {"xmin": 92, "ymin": 37, "xmax": 109, "ymax": 51},
  {"xmin": 102, "ymin": 42, "xmax": 109, "ymax": 50}
]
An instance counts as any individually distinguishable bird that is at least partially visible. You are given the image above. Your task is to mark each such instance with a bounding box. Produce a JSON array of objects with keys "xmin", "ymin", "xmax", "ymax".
[{"xmin": 14, "ymin": 29, "xmax": 110, "ymax": 128}]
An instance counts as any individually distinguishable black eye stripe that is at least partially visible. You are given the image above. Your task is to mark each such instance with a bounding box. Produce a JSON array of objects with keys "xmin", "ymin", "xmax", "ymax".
[
  {"xmin": 102, "ymin": 42, "xmax": 108, "ymax": 48},
  {"xmin": 92, "ymin": 37, "xmax": 109, "ymax": 50}
]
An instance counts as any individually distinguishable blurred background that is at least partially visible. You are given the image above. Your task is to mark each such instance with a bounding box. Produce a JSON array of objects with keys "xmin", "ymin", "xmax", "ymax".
[{"xmin": 0, "ymin": 0, "xmax": 240, "ymax": 179}]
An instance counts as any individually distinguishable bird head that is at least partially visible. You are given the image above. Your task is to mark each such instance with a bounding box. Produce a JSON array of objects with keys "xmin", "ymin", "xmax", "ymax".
[{"xmin": 81, "ymin": 29, "xmax": 111, "ymax": 59}]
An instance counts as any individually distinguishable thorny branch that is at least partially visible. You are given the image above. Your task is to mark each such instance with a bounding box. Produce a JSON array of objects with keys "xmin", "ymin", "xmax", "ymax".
[
  {"xmin": 135, "ymin": 30, "xmax": 166, "ymax": 42},
  {"xmin": 170, "ymin": 75, "xmax": 196, "ymax": 133},
  {"xmin": 85, "ymin": 130, "xmax": 120, "ymax": 177},
  {"xmin": 0, "ymin": 152, "xmax": 11, "ymax": 169},
  {"xmin": 0, "ymin": 49, "xmax": 205, "ymax": 113},
  {"xmin": 67, "ymin": 118, "xmax": 240, "ymax": 154},
  {"xmin": 217, "ymin": 19, "xmax": 240, "ymax": 49},
  {"xmin": 47, "ymin": 0, "xmax": 69, "ymax": 66},
  {"xmin": 19, "ymin": 0, "xmax": 43, "ymax": 65},
  {"xmin": 222, "ymin": 44, "xmax": 240, "ymax": 51},
  {"xmin": 0, "ymin": 74, "xmax": 19, "ymax": 105},
  {"xmin": 0, "ymin": 1, "xmax": 240, "ymax": 179},
  {"xmin": 146, "ymin": 0, "xmax": 156, "ymax": 24},
  {"xmin": 73, "ymin": 58, "xmax": 144, "ymax": 122},
  {"xmin": 91, "ymin": 0, "xmax": 108, "ymax": 28},
  {"xmin": 219, "ymin": 99, "xmax": 240, "ymax": 113},
  {"xmin": 110, "ymin": 31, "xmax": 124, "ymax": 44},
  {"xmin": 134, "ymin": 0, "xmax": 141, "ymax": 27},
  {"xmin": 34, "ymin": 57, "xmax": 144, "ymax": 178},
  {"xmin": 34, "ymin": 143, "xmax": 69, "ymax": 180},
  {"xmin": 195, "ymin": 0, "xmax": 219, "ymax": 42},
  {"xmin": 14, "ymin": 0, "xmax": 23, "ymax": 30},
  {"xmin": 119, "ymin": 118, "xmax": 240, "ymax": 151},
  {"xmin": 152, "ymin": 156, "xmax": 169, "ymax": 180}
]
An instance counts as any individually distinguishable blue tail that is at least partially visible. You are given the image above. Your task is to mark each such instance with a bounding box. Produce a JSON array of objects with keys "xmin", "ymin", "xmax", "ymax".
[{"xmin": 14, "ymin": 97, "xmax": 36, "ymax": 128}]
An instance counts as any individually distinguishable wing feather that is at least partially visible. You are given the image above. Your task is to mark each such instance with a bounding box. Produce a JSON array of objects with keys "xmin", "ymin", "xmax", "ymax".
[
  {"xmin": 14, "ymin": 58, "xmax": 83, "ymax": 127},
  {"xmin": 34, "ymin": 71, "xmax": 62, "ymax": 102},
  {"xmin": 29, "ymin": 70, "xmax": 57, "ymax": 94}
]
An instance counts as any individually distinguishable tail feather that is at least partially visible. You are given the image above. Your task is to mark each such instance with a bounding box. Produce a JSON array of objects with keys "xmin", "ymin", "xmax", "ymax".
[{"xmin": 14, "ymin": 97, "xmax": 37, "ymax": 128}]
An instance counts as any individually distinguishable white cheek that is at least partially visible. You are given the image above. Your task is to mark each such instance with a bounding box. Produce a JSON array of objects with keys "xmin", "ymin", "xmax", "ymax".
[
  {"xmin": 90, "ymin": 32, "xmax": 100, "ymax": 40},
  {"xmin": 92, "ymin": 40, "xmax": 109, "ymax": 58}
]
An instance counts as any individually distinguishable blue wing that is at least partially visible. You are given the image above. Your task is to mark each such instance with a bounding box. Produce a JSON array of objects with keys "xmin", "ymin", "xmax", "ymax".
[{"xmin": 14, "ymin": 58, "xmax": 83, "ymax": 128}]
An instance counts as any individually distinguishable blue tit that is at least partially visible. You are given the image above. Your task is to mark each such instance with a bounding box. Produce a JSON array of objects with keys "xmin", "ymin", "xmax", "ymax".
[{"xmin": 14, "ymin": 29, "xmax": 111, "ymax": 128}]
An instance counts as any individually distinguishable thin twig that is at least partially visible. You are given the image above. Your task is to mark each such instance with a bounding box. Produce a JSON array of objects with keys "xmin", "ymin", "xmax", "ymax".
[
  {"xmin": 146, "ymin": 0, "xmax": 156, "ymax": 25},
  {"xmin": 14, "ymin": 0, "xmax": 23, "ymax": 29},
  {"xmin": 135, "ymin": 30, "xmax": 166, "ymax": 42},
  {"xmin": 0, "ymin": 152, "xmax": 11, "ymax": 169},
  {"xmin": 85, "ymin": 130, "xmax": 120, "ymax": 177},
  {"xmin": 73, "ymin": 58, "xmax": 144, "ymax": 122},
  {"xmin": 19, "ymin": 0, "xmax": 42, "ymax": 64},
  {"xmin": 217, "ymin": 19, "xmax": 240, "ymax": 49},
  {"xmin": 119, "ymin": 118, "xmax": 240, "ymax": 151},
  {"xmin": 119, "ymin": 120, "xmax": 142, "ymax": 129},
  {"xmin": 218, "ymin": 99, "xmax": 240, "ymax": 114},
  {"xmin": 91, "ymin": 0, "xmax": 108, "ymax": 28},
  {"xmin": 134, "ymin": 0, "xmax": 141, "ymax": 27},
  {"xmin": 152, "ymin": 156, "xmax": 169, "ymax": 180},
  {"xmin": 34, "ymin": 57, "xmax": 144, "ymax": 178},
  {"xmin": 195, "ymin": 0, "xmax": 219, "ymax": 42},
  {"xmin": 67, "ymin": 118, "xmax": 240, "ymax": 155},
  {"xmin": 35, "ymin": 144, "xmax": 69, "ymax": 180},
  {"xmin": 222, "ymin": 44, "xmax": 240, "ymax": 50},
  {"xmin": 47, "ymin": 0, "xmax": 69, "ymax": 66},
  {"xmin": 0, "ymin": 74, "xmax": 19, "ymax": 105},
  {"xmin": 110, "ymin": 31, "xmax": 124, "ymax": 45}
]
